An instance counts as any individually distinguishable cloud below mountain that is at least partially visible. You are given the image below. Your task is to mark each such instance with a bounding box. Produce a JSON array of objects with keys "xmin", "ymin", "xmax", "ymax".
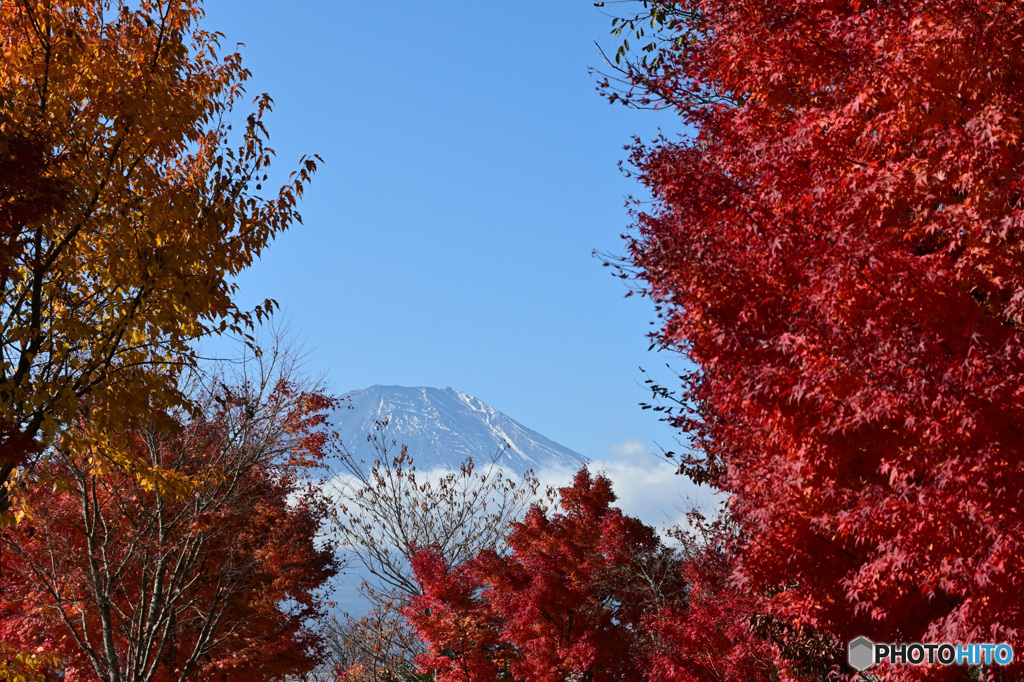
[{"xmin": 533, "ymin": 454, "xmax": 719, "ymax": 534}]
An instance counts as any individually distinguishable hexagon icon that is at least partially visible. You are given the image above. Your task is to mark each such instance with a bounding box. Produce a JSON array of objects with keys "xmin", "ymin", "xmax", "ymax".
[{"xmin": 848, "ymin": 636, "xmax": 875, "ymax": 671}]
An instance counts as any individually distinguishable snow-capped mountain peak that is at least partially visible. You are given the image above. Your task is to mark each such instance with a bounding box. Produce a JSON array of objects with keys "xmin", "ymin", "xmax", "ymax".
[{"xmin": 333, "ymin": 385, "xmax": 587, "ymax": 473}]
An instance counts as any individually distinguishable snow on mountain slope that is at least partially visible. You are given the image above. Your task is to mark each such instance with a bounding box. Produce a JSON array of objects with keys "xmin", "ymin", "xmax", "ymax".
[{"xmin": 332, "ymin": 385, "xmax": 587, "ymax": 474}]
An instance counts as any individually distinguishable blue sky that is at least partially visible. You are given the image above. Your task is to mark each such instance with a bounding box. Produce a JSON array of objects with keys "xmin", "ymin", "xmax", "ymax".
[{"xmin": 202, "ymin": 0, "xmax": 693, "ymax": 474}]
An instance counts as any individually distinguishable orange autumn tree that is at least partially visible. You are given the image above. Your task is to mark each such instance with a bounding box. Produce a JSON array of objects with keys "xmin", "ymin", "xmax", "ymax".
[
  {"xmin": 0, "ymin": 0, "xmax": 318, "ymax": 510},
  {"xmin": 0, "ymin": 366, "xmax": 338, "ymax": 681}
]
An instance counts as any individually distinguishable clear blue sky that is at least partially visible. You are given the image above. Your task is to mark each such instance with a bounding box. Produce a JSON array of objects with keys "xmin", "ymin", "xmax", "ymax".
[{"xmin": 202, "ymin": 0, "xmax": 691, "ymax": 465}]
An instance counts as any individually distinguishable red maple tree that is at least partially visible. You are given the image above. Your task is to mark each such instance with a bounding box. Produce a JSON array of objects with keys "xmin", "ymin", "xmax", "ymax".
[
  {"xmin": 0, "ymin": 373, "xmax": 338, "ymax": 681},
  {"xmin": 406, "ymin": 469, "xmax": 782, "ymax": 682},
  {"xmin": 612, "ymin": 0, "xmax": 1024, "ymax": 670}
]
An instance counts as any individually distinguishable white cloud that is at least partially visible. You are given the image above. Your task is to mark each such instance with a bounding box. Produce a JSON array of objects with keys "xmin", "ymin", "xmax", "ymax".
[
  {"xmin": 609, "ymin": 439, "xmax": 650, "ymax": 459},
  {"xmin": 534, "ymin": 455, "xmax": 722, "ymax": 536}
]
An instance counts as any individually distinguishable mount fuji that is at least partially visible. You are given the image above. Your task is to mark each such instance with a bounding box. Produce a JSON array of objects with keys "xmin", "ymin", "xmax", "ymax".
[{"xmin": 332, "ymin": 385, "xmax": 587, "ymax": 474}]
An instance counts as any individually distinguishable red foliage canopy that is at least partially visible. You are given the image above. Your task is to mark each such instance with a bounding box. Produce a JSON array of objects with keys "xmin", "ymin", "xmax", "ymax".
[
  {"xmin": 406, "ymin": 469, "xmax": 779, "ymax": 682},
  {"xmin": 619, "ymin": 0, "xmax": 1024, "ymax": 662},
  {"xmin": 0, "ymin": 380, "xmax": 338, "ymax": 681}
]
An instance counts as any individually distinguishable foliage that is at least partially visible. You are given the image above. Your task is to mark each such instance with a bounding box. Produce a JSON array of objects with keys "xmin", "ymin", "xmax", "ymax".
[
  {"xmin": 0, "ymin": 361, "xmax": 338, "ymax": 681},
  {"xmin": 657, "ymin": 511, "xmax": 838, "ymax": 682},
  {"xmin": 407, "ymin": 469, "xmax": 784, "ymax": 682},
  {"xmin": 0, "ymin": 0, "xmax": 317, "ymax": 510},
  {"xmin": 325, "ymin": 420, "xmax": 541, "ymax": 680},
  {"xmin": 0, "ymin": 644, "xmax": 59, "ymax": 682},
  {"xmin": 322, "ymin": 599, "xmax": 426, "ymax": 682},
  {"xmin": 613, "ymin": 0, "xmax": 1024, "ymax": 672}
]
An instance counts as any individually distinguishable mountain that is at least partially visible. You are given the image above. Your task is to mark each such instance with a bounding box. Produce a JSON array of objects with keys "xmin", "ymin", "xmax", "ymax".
[{"xmin": 332, "ymin": 385, "xmax": 587, "ymax": 474}]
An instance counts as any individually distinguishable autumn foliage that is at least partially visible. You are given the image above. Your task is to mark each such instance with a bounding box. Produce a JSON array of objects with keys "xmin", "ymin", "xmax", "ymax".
[
  {"xmin": 613, "ymin": 0, "xmax": 1024, "ymax": 669},
  {"xmin": 10, "ymin": 0, "xmax": 1024, "ymax": 677},
  {"xmin": 406, "ymin": 469, "xmax": 781, "ymax": 682},
  {"xmin": 0, "ymin": 374, "xmax": 338, "ymax": 681},
  {"xmin": 0, "ymin": 0, "xmax": 317, "ymax": 509},
  {"xmin": 0, "ymin": 0, "xmax": 344, "ymax": 678}
]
